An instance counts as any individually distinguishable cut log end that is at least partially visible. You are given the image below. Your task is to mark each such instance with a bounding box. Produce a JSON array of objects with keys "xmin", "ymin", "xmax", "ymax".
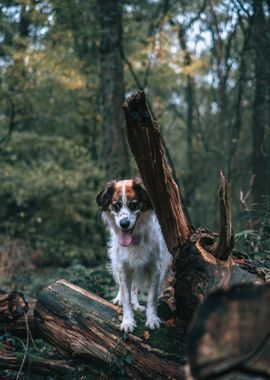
[{"xmin": 189, "ymin": 283, "xmax": 270, "ymax": 379}]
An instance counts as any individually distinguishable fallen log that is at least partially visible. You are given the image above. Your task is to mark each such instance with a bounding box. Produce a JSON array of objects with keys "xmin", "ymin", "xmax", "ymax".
[
  {"xmin": 188, "ymin": 283, "xmax": 270, "ymax": 379},
  {"xmin": 0, "ymin": 344, "xmax": 75, "ymax": 376},
  {"xmin": 123, "ymin": 91, "xmax": 265, "ymax": 323},
  {"xmin": 34, "ymin": 279, "xmax": 182, "ymax": 380}
]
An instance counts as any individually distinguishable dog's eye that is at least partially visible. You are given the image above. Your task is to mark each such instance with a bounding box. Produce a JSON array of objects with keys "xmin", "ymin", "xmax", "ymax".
[
  {"xmin": 128, "ymin": 200, "xmax": 138, "ymax": 211},
  {"xmin": 112, "ymin": 202, "xmax": 121, "ymax": 212}
]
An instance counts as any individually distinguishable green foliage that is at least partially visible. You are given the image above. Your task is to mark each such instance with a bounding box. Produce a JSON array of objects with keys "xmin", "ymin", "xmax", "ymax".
[
  {"xmin": 235, "ymin": 229, "xmax": 263, "ymax": 259},
  {"xmin": 0, "ymin": 133, "xmax": 105, "ymax": 266},
  {"xmin": 235, "ymin": 197, "xmax": 270, "ymax": 261},
  {"xmin": 0, "ymin": 0, "xmax": 269, "ymax": 284}
]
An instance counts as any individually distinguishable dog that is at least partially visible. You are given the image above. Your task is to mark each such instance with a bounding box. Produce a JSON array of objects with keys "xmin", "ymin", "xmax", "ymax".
[{"xmin": 96, "ymin": 177, "xmax": 171, "ymax": 333}]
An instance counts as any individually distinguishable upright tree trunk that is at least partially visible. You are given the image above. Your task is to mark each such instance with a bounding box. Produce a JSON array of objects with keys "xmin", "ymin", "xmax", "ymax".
[
  {"xmin": 252, "ymin": 0, "xmax": 269, "ymax": 207},
  {"xmin": 178, "ymin": 26, "xmax": 195, "ymax": 210},
  {"xmin": 99, "ymin": 0, "xmax": 130, "ymax": 179}
]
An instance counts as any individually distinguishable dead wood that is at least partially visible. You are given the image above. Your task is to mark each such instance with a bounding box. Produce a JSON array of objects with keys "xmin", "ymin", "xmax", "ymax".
[
  {"xmin": 0, "ymin": 290, "xmax": 28, "ymax": 323},
  {"xmin": 0, "ymin": 344, "xmax": 75, "ymax": 376},
  {"xmin": 1, "ymin": 297, "xmax": 38, "ymax": 338},
  {"xmin": 34, "ymin": 279, "xmax": 182, "ymax": 380},
  {"xmin": 212, "ymin": 171, "xmax": 234, "ymax": 260},
  {"xmin": 188, "ymin": 283, "xmax": 270, "ymax": 379},
  {"xmin": 123, "ymin": 91, "xmax": 265, "ymax": 324},
  {"xmin": 123, "ymin": 91, "xmax": 191, "ymax": 257}
]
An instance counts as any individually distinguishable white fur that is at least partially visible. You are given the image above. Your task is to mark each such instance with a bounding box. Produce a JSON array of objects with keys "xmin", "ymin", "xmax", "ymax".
[{"xmin": 102, "ymin": 209, "xmax": 171, "ymax": 333}]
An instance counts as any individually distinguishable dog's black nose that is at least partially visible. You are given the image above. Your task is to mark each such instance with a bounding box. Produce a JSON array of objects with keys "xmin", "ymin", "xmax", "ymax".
[{"xmin": 120, "ymin": 218, "xmax": 130, "ymax": 229}]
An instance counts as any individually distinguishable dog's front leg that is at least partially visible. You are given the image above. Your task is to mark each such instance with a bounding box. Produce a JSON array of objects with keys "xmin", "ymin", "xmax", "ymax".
[
  {"xmin": 145, "ymin": 271, "xmax": 161, "ymax": 329},
  {"xmin": 119, "ymin": 268, "xmax": 136, "ymax": 333},
  {"xmin": 131, "ymin": 283, "xmax": 146, "ymax": 312}
]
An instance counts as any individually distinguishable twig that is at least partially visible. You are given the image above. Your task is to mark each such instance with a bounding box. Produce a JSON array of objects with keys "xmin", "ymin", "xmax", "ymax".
[
  {"xmin": 16, "ymin": 312, "xmax": 30, "ymax": 380},
  {"xmin": 240, "ymin": 175, "xmax": 255, "ymax": 229}
]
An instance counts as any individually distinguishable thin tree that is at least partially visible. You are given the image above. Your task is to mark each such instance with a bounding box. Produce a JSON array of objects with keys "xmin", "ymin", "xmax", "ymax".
[{"xmin": 99, "ymin": 0, "xmax": 130, "ymax": 179}]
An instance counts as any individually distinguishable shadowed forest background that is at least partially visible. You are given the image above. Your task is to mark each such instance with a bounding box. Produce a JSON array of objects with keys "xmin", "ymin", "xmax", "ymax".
[{"xmin": 0, "ymin": 0, "xmax": 270, "ymax": 296}]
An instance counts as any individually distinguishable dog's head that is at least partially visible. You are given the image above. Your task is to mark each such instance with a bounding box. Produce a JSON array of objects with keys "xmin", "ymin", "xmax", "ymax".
[{"xmin": 96, "ymin": 178, "xmax": 152, "ymax": 246}]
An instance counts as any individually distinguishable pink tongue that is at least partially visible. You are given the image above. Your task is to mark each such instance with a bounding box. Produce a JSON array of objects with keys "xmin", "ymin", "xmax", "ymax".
[{"xmin": 119, "ymin": 231, "xmax": 133, "ymax": 247}]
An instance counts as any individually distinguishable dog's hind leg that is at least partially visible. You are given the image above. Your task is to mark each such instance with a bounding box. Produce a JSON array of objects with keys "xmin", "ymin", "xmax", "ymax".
[
  {"xmin": 145, "ymin": 271, "xmax": 161, "ymax": 329},
  {"xmin": 131, "ymin": 282, "xmax": 146, "ymax": 312}
]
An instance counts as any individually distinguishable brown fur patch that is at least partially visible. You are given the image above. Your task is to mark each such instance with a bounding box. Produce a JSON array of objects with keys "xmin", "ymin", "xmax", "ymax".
[{"xmin": 112, "ymin": 180, "xmax": 138, "ymax": 202}]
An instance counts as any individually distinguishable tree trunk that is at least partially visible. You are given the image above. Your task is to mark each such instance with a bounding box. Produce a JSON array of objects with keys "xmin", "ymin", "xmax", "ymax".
[
  {"xmin": 188, "ymin": 283, "xmax": 270, "ymax": 379},
  {"xmin": 99, "ymin": 0, "xmax": 130, "ymax": 179},
  {"xmin": 123, "ymin": 91, "xmax": 265, "ymax": 324},
  {"xmin": 252, "ymin": 0, "xmax": 270, "ymax": 206},
  {"xmin": 34, "ymin": 279, "xmax": 182, "ymax": 380}
]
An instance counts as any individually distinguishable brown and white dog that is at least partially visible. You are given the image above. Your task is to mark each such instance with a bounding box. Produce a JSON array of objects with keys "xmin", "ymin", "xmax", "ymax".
[{"xmin": 96, "ymin": 178, "xmax": 171, "ymax": 333}]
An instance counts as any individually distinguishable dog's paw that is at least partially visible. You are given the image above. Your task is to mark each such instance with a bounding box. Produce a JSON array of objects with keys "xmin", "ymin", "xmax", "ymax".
[
  {"xmin": 145, "ymin": 315, "xmax": 161, "ymax": 330},
  {"xmin": 120, "ymin": 318, "xmax": 136, "ymax": 333},
  {"xmin": 111, "ymin": 296, "xmax": 122, "ymax": 306},
  {"xmin": 132, "ymin": 303, "xmax": 146, "ymax": 313}
]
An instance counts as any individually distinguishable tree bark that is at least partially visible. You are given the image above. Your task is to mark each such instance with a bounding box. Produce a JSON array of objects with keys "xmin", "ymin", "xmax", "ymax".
[
  {"xmin": 123, "ymin": 91, "xmax": 265, "ymax": 323},
  {"xmin": 123, "ymin": 91, "xmax": 191, "ymax": 258},
  {"xmin": 188, "ymin": 283, "xmax": 270, "ymax": 379},
  {"xmin": 251, "ymin": 0, "xmax": 270, "ymax": 206},
  {"xmin": 1, "ymin": 297, "xmax": 38, "ymax": 338},
  {"xmin": 99, "ymin": 0, "xmax": 130, "ymax": 179},
  {"xmin": 0, "ymin": 345, "xmax": 75, "ymax": 376},
  {"xmin": 34, "ymin": 279, "xmax": 182, "ymax": 380}
]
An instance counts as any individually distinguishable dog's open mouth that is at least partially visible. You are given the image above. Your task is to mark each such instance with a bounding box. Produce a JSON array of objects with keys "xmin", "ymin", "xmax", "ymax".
[
  {"xmin": 119, "ymin": 230, "xmax": 133, "ymax": 247},
  {"xmin": 119, "ymin": 229, "xmax": 141, "ymax": 247}
]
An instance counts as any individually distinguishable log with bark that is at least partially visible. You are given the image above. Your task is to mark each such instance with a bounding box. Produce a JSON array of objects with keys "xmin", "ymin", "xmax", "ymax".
[
  {"xmin": 123, "ymin": 91, "xmax": 266, "ymax": 323},
  {"xmin": 0, "ymin": 280, "xmax": 182, "ymax": 378},
  {"xmin": 0, "ymin": 344, "xmax": 75, "ymax": 376}
]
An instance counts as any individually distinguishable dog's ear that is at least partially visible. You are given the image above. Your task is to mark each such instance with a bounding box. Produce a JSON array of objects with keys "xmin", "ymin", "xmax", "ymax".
[
  {"xmin": 96, "ymin": 180, "xmax": 116, "ymax": 211},
  {"xmin": 132, "ymin": 177, "xmax": 153, "ymax": 210}
]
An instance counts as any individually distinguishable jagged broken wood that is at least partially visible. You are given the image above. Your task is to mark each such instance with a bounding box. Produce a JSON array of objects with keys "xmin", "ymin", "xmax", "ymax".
[
  {"xmin": 123, "ymin": 91, "xmax": 265, "ymax": 323},
  {"xmin": 123, "ymin": 91, "xmax": 190, "ymax": 256}
]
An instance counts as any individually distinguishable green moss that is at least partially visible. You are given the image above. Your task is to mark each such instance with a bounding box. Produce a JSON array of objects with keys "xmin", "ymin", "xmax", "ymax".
[{"xmin": 132, "ymin": 311, "xmax": 183, "ymax": 360}]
